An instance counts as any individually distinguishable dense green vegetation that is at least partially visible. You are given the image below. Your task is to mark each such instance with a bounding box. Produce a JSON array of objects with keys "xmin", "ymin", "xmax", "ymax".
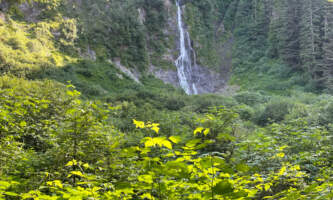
[
  {"xmin": 184, "ymin": 0, "xmax": 333, "ymax": 93},
  {"xmin": 0, "ymin": 0, "xmax": 333, "ymax": 199},
  {"xmin": 0, "ymin": 76, "xmax": 332, "ymax": 199},
  {"xmin": 0, "ymin": 76, "xmax": 333, "ymax": 199}
]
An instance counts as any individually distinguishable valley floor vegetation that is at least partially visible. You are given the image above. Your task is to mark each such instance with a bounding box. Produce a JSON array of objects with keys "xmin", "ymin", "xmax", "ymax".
[{"xmin": 0, "ymin": 75, "xmax": 332, "ymax": 200}]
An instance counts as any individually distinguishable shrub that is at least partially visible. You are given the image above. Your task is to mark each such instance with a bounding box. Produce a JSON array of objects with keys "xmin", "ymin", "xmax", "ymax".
[
  {"xmin": 256, "ymin": 100, "xmax": 294, "ymax": 125},
  {"xmin": 59, "ymin": 18, "xmax": 78, "ymax": 47},
  {"xmin": 318, "ymin": 101, "xmax": 333, "ymax": 126},
  {"xmin": 165, "ymin": 95, "xmax": 186, "ymax": 111},
  {"xmin": 77, "ymin": 68, "xmax": 93, "ymax": 78},
  {"xmin": 234, "ymin": 105, "xmax": 255, "ymax": 121},
  {"xmin": 7, "ymin": 37, "xmax": 24, "ymax": 50},
  {"xmin": 76, "ymin": 82, "xmax": 103, "ymax": 96},
  {"xmin": 190, "ymin": 95, "xmax": 237, "ymax": 113},
  {"xmin": 285, "ymin": 103, "xmax": 309, "ymax": 121},
  {"xmin": 234, "ymin": 91, "xmax": 269, "ymax": 106}
]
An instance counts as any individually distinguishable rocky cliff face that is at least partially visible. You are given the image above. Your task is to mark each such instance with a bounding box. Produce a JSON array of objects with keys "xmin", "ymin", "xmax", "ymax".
[{"xmin": 148, "ymin": 0, "xmax": 231, "ymax": 94}]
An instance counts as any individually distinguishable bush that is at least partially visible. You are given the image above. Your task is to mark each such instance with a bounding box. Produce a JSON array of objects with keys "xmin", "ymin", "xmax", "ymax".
[
  {"xmin": 285, "ymin": 103, "xmax": 309, "ymax": 121},
  {"xmin": 234, "ymin": 91, "xmax": 269, "ymax": 106},
  {"xmin": 76, "ymin": 82, "xmax": 103, "ymax": 96},
  {"xmin": 7, "ymin": 37, "xmax": 24, "ymax": 50},
  {"xmin": 59, "ymin": 19, "xmax": 78, "ymax": 47},
  {"xmin": 190, "ymin": 95, "xmax": 237, "ymax": 113},
  {"xmin": 165, "ymin": 95, "xmax": 186, "ymax": 111},
  {"xmin": 256, "ymin": 100, "xmax": 293, "ymax": 125},
  {"xmin": 77, "ymin": 68, "xmax": 93, "ymax": 78},
  {"xmin": 318, "ymin": 101, "xmax": 333, "ymax": 126},
  {"xmin": 234, "ymin": 105, "xmax": 255, "ymax": 121}
]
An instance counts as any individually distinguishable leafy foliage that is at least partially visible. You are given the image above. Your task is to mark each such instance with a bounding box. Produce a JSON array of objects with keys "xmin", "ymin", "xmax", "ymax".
[{"xmin": 0, "ymin": 77, "xmax": 332, "ymax": 199}]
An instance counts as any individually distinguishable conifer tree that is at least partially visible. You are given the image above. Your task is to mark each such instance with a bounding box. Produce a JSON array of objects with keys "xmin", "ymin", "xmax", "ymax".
[
  {"xmin": 300, "ymin": 0, "xmax": 316, "ymax": 73},
  {"xmin": 279, "ymin": 0, "xmax": 302, "ymax": 70},
  {"xmin": 299, "ymin": 0, "xmax": 326, "ymax": 88},
  {"xmin": 322, "ymin": 1, "xmax": 333, "ymax": 91}
]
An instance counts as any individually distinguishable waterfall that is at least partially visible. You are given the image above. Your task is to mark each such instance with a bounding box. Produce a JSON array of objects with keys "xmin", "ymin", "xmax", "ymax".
[{"xmin": 175, "ymin": 0, "xmax": 198, "ymax": 95}]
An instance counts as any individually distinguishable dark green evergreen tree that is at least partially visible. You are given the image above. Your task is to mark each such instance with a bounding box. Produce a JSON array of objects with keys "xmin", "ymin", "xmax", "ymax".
[
  {"xmin": 280, "ymin": 0, "xmax": 302, "ymax": 70},
  {"xmin": 322, "ymin": 1, "xmax": 333, "ymax": 92},
  {"xmin": 299, "ymin": 0, "xmax": 326, "ymax": 89}
]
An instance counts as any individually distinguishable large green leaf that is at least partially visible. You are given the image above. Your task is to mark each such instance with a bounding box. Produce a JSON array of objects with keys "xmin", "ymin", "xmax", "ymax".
[{"xmin": 212, "ymin": 181, "xmax": 233, "ymax": 195}]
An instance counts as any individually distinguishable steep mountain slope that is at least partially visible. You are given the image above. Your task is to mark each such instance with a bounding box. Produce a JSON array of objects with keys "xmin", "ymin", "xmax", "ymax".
[
  {"xmin": 2, "ymin": 0, "xmax": 333, "ymax": 95},
  {"xmin": 184, "ymin": 0, "xmax": 333, "ymax": 93},
  {"xmin": 0, "ymin": 0, "xmax": 230, "ymax": 94}
]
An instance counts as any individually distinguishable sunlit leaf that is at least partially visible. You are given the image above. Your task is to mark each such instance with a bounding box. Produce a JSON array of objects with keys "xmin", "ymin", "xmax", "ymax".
[
  {"xmin": 276, "ymin": 153, "xmax": 285, "ymax": 158},
  {"xmin": 19, "ymin": 121, "xmax": 27, "ymax": 127},
  {"xmin": 133, "ymin": 119, "xmax": 145, "ymax": 129},
  {"xmin": 140, "ymin": 193, "xmax": 155, "ymax": 199},
  {"xmin": 138, "ymin": 175, "xmax": 153, "ymax": 184},
  {"xmin": 162, "ymin": 140, "xmax": 172, "ymax": 149},
  {"xmin": 169, "ymin": 136, "xmax": 181, "ymax": 144},
  {"xmin": 65, "ymin": 160, "xmax": 77, "ymax": 167},
  {"xmin": 68, "ymin": 171, "xmax": 84, "ymax": 177},
  {"xmin": 151, "ymin": 126, "xmax": 159, "ymax": 134},
  {"xmin": 203, "ymin": 128, "xmax": 210, "ymax": 136},
  {"xmin": 278, "ymin": 166, "xmax": 287, "ymax": 176},
  {"xmin": 194, "ymin": 127, "xmax": 204, "ymax": 135}
]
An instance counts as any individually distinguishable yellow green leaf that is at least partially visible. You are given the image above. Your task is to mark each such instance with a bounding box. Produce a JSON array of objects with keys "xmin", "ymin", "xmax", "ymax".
[
  {"xmin": 53, "ymin": 180, "xmax": 63, "ymax": 189},
  {"xmin": 65, "ymin": 159, "xmax": 77, "ymax": 167},
  {"xmin": 19, "ymin": 121, "xmax": 27, "ymax": 127},
  {"xmin": 140, "ymin": 193, "xmax": 155, "ymax": 199},
  {"xmin": 264, "ymin": 183, "xmax": 270, "ymax": 191},
  {"xmin": 66, "ymin": 90, "xmax": 74, "ymax": 97},
  {"xmin": 169, "ymin": 136, "xmax": 181, "ymax": 144},
  {"xmin": 83, "ymin": 163, "xmax": 90, "ymax": 169},
  {"xmin": 144, "ymin": 137, "xmax": 155, "ymax": 148},
  {"xmin": 68, "ymin": 171, "xmax": 84, "ymax": 177},
  {"xmin": 194, "ymin": 127, "xmax": 204, "ymax": 135},
  {"xmin": 133, "ymin": 119, "xmax": 145, "ymax": 129},
  {"xmin": 276, "ymin": 153, "xmax": 285, "ymax": 158},
  {"xmin": 162, "ymin": 140, "xmax": 172, "ymax": 149},
  {"xmin": 152, "ymin": 123, "xmax": 160, "ymax": 127},
  {"xmin": 278, "ymin": 145, "xmax": 288, "ymax": 151},
  {"xmin": 138, "ymin": 175, "xmax": 153, "ymax": 184},
  {"xmin": 278, "ymin": 166, "xmax": 287, "ymax": 176},
  {"xmin": 4, "ymin": 192, "xmax": 18, "ymax": 196},
  {"xmin": 151, "ymin": 126, "xmax": 160, "ymax": 134},
  {"xmin": 203, "ymin": 128, "xmax": 210, "ymax": 136}
]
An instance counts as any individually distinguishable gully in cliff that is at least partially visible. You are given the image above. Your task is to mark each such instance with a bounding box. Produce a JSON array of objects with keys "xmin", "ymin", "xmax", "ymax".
[{"xmin": 175, "ymin": 0, "xmax": 198, "ymax": 95}]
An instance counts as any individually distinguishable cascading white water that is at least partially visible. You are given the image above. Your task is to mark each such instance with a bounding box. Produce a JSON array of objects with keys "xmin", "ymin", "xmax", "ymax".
[{"xmin": 175, "ymin": 0, "xmax": 198, "ymax": 95}]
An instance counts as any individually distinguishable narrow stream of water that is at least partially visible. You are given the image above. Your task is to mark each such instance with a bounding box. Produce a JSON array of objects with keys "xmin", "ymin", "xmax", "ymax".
[{"xmin": 175, "ymin": 0, "xmax": 198, "ymax": 95}]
